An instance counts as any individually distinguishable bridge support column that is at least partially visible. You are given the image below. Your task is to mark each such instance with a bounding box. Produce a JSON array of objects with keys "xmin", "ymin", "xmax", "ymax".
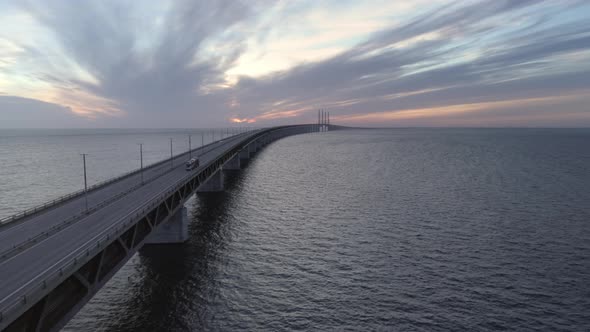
[
  {"xmin": 223, "ymin": 154, "xmax": 241, "ymax": 171},
  {"xmin": 239, "ymin": 149, "xmax": 249, "ymax": 163},
  {"xmin": 145, "ymin": 206, "xmax": 189, "ymax": 244},
  {"xmin": 198, "ymin": 169, "xmax": 224, "ymax": 192},
  {"xmin": 248, "ymin": 143, "xmax": 256, "ymax": 157}
]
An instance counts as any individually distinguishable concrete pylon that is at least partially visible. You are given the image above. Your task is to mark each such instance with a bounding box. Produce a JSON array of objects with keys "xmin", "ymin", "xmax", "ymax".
[
  {"xmin": 145, "ymin": 206, "xmax": 189, "ymax": 244},
  {"xmin": 223, "ymin": 154, "xmax": 241, "ymax": 171},
  {"xmin": 239, "ymin": 148, "xmax": 249, "ymax": 163},
  {"xmin": 197, "ymin": 169, "xmax": 224, "ymax": 192}
]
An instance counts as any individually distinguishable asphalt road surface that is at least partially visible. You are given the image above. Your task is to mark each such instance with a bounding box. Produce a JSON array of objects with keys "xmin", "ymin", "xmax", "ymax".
[{"xmin": 0, "ymin": 129, "xmax": 262, "ymax": 312}]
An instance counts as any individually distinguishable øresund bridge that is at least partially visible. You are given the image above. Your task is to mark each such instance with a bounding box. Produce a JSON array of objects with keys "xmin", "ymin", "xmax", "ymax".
[{"xmin": 0, "ymin": 121, "xmax": 338, "ymax": 331}]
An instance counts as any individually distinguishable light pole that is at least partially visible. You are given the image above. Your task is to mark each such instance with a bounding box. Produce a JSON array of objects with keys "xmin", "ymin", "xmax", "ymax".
[
  {"xmin": 138, "ymin": 143, "xmax": 144, "ymax": 185},
  {"xmin": 188, "ymin": 134, "xmax": 192, "ymax": 159},
  {"xmin": 170, "ymin": 138, "xmax": 173, "ymax": 168},
  {"xmin": 81, "ymin": 153, "xmax": 89, "ymax": 212},
  {"xmin": 200, "ymin": 131, "xmax": 204, "ymax": 157}
]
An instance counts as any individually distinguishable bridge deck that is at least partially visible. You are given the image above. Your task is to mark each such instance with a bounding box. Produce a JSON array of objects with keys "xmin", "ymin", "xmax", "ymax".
[{"xmin": 0, "ymin": 130, "xmax": 261, "ymax": 307}]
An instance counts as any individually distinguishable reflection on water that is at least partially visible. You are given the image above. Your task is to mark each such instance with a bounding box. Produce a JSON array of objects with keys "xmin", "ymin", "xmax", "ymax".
[
  {"xmin": 65, "ymin": 166, "xmax": 250, "ymax": 331},
  {"xmin": 57, "ymin": 129, "xmax": 590, "ymax": 331}
]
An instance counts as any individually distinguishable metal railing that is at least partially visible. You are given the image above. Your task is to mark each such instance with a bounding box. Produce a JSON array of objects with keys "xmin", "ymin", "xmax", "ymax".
[
  {"xmin": 0, "ymin": 125, "xmax": 307, "ymax": 329},
  {"xmin": 0, "ymin": 130, "xmax": 259, "ymax": 260},
  {"xmin": 0, "ymin": 131, "xmax": 248, "ymax": 227}
]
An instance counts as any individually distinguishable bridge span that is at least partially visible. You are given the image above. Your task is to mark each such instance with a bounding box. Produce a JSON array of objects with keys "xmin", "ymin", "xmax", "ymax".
[{"xmin": 0, "ymin": 124, "xmax": 333, "ymax": 331}]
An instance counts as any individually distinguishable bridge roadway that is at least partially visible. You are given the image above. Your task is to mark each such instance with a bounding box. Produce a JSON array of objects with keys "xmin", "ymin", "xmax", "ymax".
[
  {"xmin": 0, "ymin": 129, "xmax": 252, "ymax": 256},
  {"xmin": 0, "ymin": 125, "xmax": 318, "ymax": 331}
]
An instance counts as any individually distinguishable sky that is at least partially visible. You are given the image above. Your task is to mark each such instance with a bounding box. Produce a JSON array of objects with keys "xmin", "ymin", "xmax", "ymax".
[{"xmin": 1, "ymin": 0, "xmax": 590, "ymax": 128}]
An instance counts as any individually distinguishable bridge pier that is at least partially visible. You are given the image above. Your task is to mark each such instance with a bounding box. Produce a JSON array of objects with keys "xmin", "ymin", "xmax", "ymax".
[
  {"xmin": 145, "ymin": 206, "xmax": 189, "ymax": 244},
  {"xmin": 223, "ymin": 154, "xmax": 241, "ymax": 171},
  {"xmin": 0, "ymin": 124, "xmax": 330, "ymax": 332},
  {"xmin": 197, "ymin": 169, "xmax": 224, "ymax": 192},
  {"xmin": 239, "ymin": 148, "xmax": 249, "ymax": 163}
]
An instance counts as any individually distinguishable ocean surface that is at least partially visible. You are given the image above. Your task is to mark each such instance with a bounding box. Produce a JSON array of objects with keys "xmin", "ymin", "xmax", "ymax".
[{"xmin": 1, "ymin": 128, "xmax": 590, "ymax": 331}]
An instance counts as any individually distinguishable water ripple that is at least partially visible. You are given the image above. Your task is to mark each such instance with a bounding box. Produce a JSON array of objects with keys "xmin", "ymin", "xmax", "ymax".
[{"xmin": 57, "ymin": 128, "xmax": 590, "ymax": 331}]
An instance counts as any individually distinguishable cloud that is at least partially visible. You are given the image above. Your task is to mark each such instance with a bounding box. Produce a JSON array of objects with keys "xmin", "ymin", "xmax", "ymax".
[
  {"xmin": 226, "ymin": 0, "xmax": 590, "ymax": 126},
  {"xmin": 0, "ymin": 95, "xmax": 88, "ymax": 128},
  {"xmin": 8, "ymin": 0, "xmax": 254, "ymax": 127},
  {"xmin": 1, "ymin": 0, "xmax": 590, "ymax": 127},
  {"xmin": 333, "ymin": 93, "xmax": 590, "ymax": 127}
]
